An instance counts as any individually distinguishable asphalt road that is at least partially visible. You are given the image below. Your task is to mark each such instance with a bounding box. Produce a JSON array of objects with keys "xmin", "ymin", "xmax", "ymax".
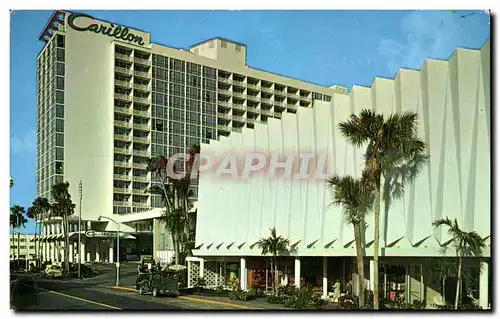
[{"xmin": 10, "ymin": 271, "xmax": 238, "ymax": 311}]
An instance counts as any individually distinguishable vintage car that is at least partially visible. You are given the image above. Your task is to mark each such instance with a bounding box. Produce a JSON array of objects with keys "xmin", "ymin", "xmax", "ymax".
[
  {"xmin": 135, "ymin": 272, "xmax": 179, "ymax": 297},
  {"xmin": 42, "ymin": 264, "xmax": 63, "ymax": 278}
]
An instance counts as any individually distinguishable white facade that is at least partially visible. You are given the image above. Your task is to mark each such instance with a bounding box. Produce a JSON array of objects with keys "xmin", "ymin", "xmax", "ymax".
[{"xmin": 193, "ymin": 40, "xmax": 491, "ymax": 259}]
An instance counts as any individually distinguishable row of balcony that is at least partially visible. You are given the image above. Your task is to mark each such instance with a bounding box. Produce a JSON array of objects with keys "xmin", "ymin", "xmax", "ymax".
[
  {"xmin": 115, "ymin": 80, "xmax": 151, "ymax": 92},
  {"xmin": 114, "ymin": 174, "xmax": 149, "ymax": 182},
  {"xmin": 115, "ymin": 121, "xmax": 150, "ymax": 130},
  {"xmin": 113, "ymin": 187, "xmax": 149, "ymax": 194},
  {"xmin": 218, "ymin": 101, "xmax": 298, "ymax": 112},
  {"xmin": 114, "ymin": 148, "xmax": 151, "ymax": 156},
  {"xmin": 114, "ymin": 161, "xmax": 149, "ymax": 169},
  {"xmin": 115, "ymin": 67, "xmax": 151, "ymax": 79},
  {"xmin": 218, "ymin": 79, "xmax": 313, "ymax": 101},
  {"xmin": 115, "ymin": 53, "xmax": 152, "ymax": 66},
  {"xmin": 113, "ymin": 201, "xmax": 149, "ymax": 208},
  {"xmin": 114, "ymin": 93, "xmax": 150, "ymax": 104},
  {"xmin": 114, "ymin": 107, "xmax": 151, "ymax": 117}
]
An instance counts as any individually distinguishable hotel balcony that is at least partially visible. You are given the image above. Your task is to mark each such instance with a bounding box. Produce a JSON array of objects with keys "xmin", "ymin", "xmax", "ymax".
[
  {"xmin": 274, "ymin": 102, "xmax": 286, "ymax": 108},
  {"xmin": 232, "ymin": 115, "xmax": 245, "ymax": 123},
  {"xmin": 133, "ymin": 83, "xmax": 151, "ymax": 93},
  {"xmin": 134, "ymin": 70, "xmax": 150, "ymax": 79},
  {"xmin": 115, "ymin": 106, "xmax": 133, "ymax": 115},
  {"xmin": 247, "ymin": 83, "xmax": 260, "ymax": 91},
  {"xmin": 247, "ymin": 106, "xmax": 259, "ymax": 114},
  {"xmin": 217, "ymin": 101, "xmax": 231, "ymax": 110},
  {"xmin": 113, "ymin": 187, "xmax": 130, "ymax": 194},
  {"xmin": 246, "ymin": 118, "xmax": 258, "ymax": 124},
  {"xmin": 133, "ymin": 109, "xmax": 151, "ymax": 117},
  {"xmin": 114, "ymin": 134, "xmax": 132, "ymax": 142},
  {"xmin": 114, "ymin": 174, "xmax": 131, "ymax": 181},
  {"xmin": 114, "ymin": 147, "xmax": 132, "ymax": 155},
  {"xmin": 217, "ymin": 113, "xmax": 232, "ymax": 120},
  {"xmin": 132, "ymin": 136, "xmax": 150, "ymax": 144},
  {"xmin": 232, "ymin": 80, "xmax": 245, "ymax": 87},
  {"xmin": 132, "ymin": 188, "xmax": 148, "ymax": 195},
  {"xmin": 232, "ymin": 104, "xmax": 245, "ymax": 111},
  {"xmin": 300, "ymin": 95, "xmax": 312, "ymax": 102},
  {"xmin": 231, "ymin": 127, "xmax": 243, "ymax": 133},
  {"xmin": 217, "ymin": 125, "xmax": 230, "ymax": 132},
  {"xmin": 113, "ymin": 200, "xmax": 130, "ymax": 206},
  {"xmin": 115, "ymin": 120, "xmax": 133, "ymax": 129},
  {"xmin": 133, "ymin": 96, "xmax": 150, "ymax": 105},
  {"xmin": 133, "ymin": 149, "xmax": 151, "ymax": 157},
  {"xmin": 232, "ymin": 92, "xmax": 246, "ymax": 99},
  {"xmin": 132, "ymin": 202, "xmax": 149, "ymax": 208},
  {"xmin": 287, "ymin": 104, "xmax": 298, "ymax": 111},
  {"xmin": 261, "ymin": 109, "xmax": 273, "ymax": 116},
  {"xmin": 274, "ymin": 112, "xmax": 282, "ymax": 118},
  {"xmin": 114, "ymin": 161, "xmax": 132, "ymax": 168},
  {"xmin": 287, "ymin": 93, "xmax": 298, "ymax": 99},
  {"xmin": 115, "ymin": 93, "xmax": 133, "ymax": 102},
  {"xmin": 115, "ymin": 79, "xmax": 132, "ymax": 89},
  {"xmin": 132, "ymin": 175, "xmax": 149, "ymax": 182},
  {"xmin": 218, "ymin": 78, "xmax": 232, "ymax": 85},
  {"xmin": 132, "ymin": 122, "xmax": 150, "ymax": 131},
  {"xmin": 261, "ymin": 87, "xmax": 273, "ymax": 94},
  {"xmin": 274, "ymin": 90, "xmax": 286, "ymax": 97},
  {"xmin": 115, "ymin": 67, "xmax": 133, "ymax": 76},
  {"xmin": 115, "ymin": 53, "xmax": 133, "ymax": 62},
  {"xmin": 134, "ymin": 57, "xmax": 151, "ymax": 66},
  {"xmin": 247, "ymin": 95, "xmax": 261, "ymax": 103},
  {"xmin": 132, "ymin": 162, "xmax": 148, "ymax": 169}
]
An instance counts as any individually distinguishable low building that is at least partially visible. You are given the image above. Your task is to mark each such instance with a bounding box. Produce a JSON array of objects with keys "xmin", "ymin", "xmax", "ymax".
[
  {"xmin": 9, "ymin": 233, "xmax": 38, "ymax": 264},
  {"xmin": 190, "ymin": 40, "xmax": 491, "ymax": 309}
]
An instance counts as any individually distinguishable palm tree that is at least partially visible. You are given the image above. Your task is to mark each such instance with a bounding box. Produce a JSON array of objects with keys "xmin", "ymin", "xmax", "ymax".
[
  {"xmin": 10, "ymin": 176, "xmax": 14, "ymax": 188},
  {"xmin": 338, "ymin": 110, "xmax": 427, "ymax": 309},
  {"xmin": 28, "ymin": 197, "xmax": 51, "ymax": 267},
  {"xmin": 256, "ymin": 227, "xmax": 290, "ymax": 296},
  {"xmin": 10, "ymin": 205, "xmax": 27, "ymax": 268},
  {"xmin": 327, "ymin": 170, "xmax": 374, "ymax": 307},
  {"xmin": 429, "ymin": 258, "xmax": 457, "ymax": 305},
  {"xmin": 432, "ymin": 217, "xmax": 486, "ymax": 309},
  {"xmin": 50, "ymin": 182, "xmax": 76, "ymax": 273}
]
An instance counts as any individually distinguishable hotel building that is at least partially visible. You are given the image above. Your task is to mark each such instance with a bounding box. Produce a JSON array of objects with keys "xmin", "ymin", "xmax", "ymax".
[
  {"xmin": 190, "ymin": 41, "xmax": 491, "ymax": 308},
  {"xmin": 36, "ymin": 10, "xmax": 348, "ymax": 264}
]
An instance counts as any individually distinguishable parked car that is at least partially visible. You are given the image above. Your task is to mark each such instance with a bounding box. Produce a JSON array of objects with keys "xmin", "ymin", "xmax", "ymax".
[
  {"xmin": 136, "ymin": 272, "xmax": 179, "ymax": 297},
  {"xmin": 42, "ymin": 264, "xmax": 63, "ymax": 278}
]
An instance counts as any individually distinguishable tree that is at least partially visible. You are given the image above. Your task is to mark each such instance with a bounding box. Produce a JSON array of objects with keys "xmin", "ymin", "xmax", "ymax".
[
  {"xmin": 327, "ymin": 170, "xmax": 374, "ymax": 307},
  {"xmin": 256, "ymin": 227, "xmax": 290, "ymax": 296},
  {"xmin": 27, "ymin": 197, "xmax": 51, "ymax": 267},
  {"xmin": 50, "ymin": 182, "xmax": 76, "ymax": 273},
  {"xmin": 432, "ymin": 217, "xmax": 486, "ymax": 309},
  {"xmin": 429, "ymin": 258, "xmax": 457, "ymax": 304},
  {"xmin": 10, "ymin": 205, "xmax": 27, "ymax": 268},
  {"xmin": 339, "ymin": 110, "xmax": 427, "ymax": 309},
  {"xmin": 10, "ymin": 176, "xmax": 13, "ymax": 188}
]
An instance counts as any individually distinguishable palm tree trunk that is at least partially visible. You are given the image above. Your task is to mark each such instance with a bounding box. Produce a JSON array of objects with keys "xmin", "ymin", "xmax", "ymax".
[
  {"xmin": 274, "ymin": 256, "xmax": 278, "ymax": 296},
  {"xmin": 373, "ymin": 184, "xmax": 381, "ymax": 309},
  {"xmin": 64, "ymin": 217, "xmax": 69, "ymax": 273},
  {"xmin": 442, "ymin": 276, "xmax": 446, "ymax": 304},
  {"xmin": 354, "ymin": 223, "xmax": 365, "ymax": 308},
  {"xmin": 17, "ymin": 215, "xmax": 20, "ymax": 269},
  {"xmin": 34, "ymin": 216, "xmax": 38, "ymax": 268},
  {"xmin": 455, "ymin": 255, "xmax": 463, "ymax": 310},
  {"xmin": 172, "ymin": 232, "xmax": 180, "ymax": 266}
]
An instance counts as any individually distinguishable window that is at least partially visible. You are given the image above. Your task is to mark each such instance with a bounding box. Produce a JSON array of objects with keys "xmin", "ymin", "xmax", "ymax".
[
  {"xmin": 221, "ymin": 40, "xmax": 227, "ymax": 48},
  {"xmin": 187, "ymin": 62, "xmax": 201, "ymax": 75},
  {"xmin": 169, "ymin": 96, "xmax": 184, "ymax": 109},
  {"xmin": 170, "ymin": 59, "xmax": 185, "ymax": 72},
  {"xmin": 169, "ymin": 121, "xmax": 184, "ymax": 134},
  {"xmin": 186, "ymin": 111, "xmax": 200, "ymax": 124},
  {"xmin": 153, "ymin": 119, "xmax": 165, "ymax": 132},
  {"xmin": 202, "ymin": 103, "xmax": 216, "ymax": 115},
  {"xmin": 312, "ymin": 92, "xmax": 322, "ymax": 100},
  {"xmin": 202, "ymin": 127, "xmax": 215, "ymax": 139},
  {"xmin": 235, "ymin": 45, "xmax": 241, "ymax": 52},
  {"xmin": 169, "ymin": 71, "xmax": 184, "ymax": 85},
  {"xmin": 56, "ymin": 63, "xmax": 65, "ymax": 76},
  {"xmin": 56, "ymin": 77, "xmax": 64, "ymax": 90},
  {"xmin": 187, "ymin": 74, "xmax": 201, "ymax": 87},
  {"xmin": 203, "ymin": 91, "xmax": 216, "ymax": 103},
  {"xmin": 169, "ymin": 134, "xmax": 183, "ymax": 146},
  {"xmin": 56, "ymin": 48, "xmax": 65, "ymax": 62},
  {"xmin": 186, "ymin": 124, "xmax": 200, "ymax": 136},
  {"xmin": 202, "ymin": 115, "xmax": 216, "ymax": 125},
  {"xmin": 55, "ymin": 161, "xmax": 63, "ymax": 174},
  {"xmin": 169, "ymin": 83, "xmax": 184, "ymax": 97},
  {"xmin": 203, "ymin": 78, "xmax": 216, "ymax": 91},
  {"xmin": 186, "ymin": 99, "xmax": 200, "ymax": 112},
  {"xmin": 56, "ymin": 90, "xmax": 64, "ymax": 103},
  {"xmin": 55, "ymin": 133, "xmax": 64, "ymax": 147},
  {"xmin": 55, "ymin": 119, "xmax": 64, "ymax": 132},
  {"xmin": 323, "ymin": 95, "xmax": 332, "ymax": 102},
  {"xmin": 170, "ymin": 109, "xmax": 185, "ymax": 122},
  {"xmin": 56, "ymin": 34, "xmax": 65, "ymax": 48},
  {"xmin": 55, "ymin": 104, "xmax": 64, "ymax": 118},
  {"xmin": 186, "ymin": 87, "xmax": 200, "ymax": 99},
  {"xmin": 203, "ymin": 66, "xmax": 216, "ymax": 79}
]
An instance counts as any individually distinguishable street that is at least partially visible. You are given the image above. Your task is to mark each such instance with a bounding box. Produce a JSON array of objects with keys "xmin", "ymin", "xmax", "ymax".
[{"xmin": 10, "ymin": 264, "xmax": 238, "ymax": 311}]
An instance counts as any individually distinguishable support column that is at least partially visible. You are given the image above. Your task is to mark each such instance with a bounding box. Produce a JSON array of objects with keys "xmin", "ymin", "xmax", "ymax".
[
  {"xmin": 479, "ymin": 261, "xmax": 489, "ymax": 309},
  {"xmin": 81, "ymin": 241, "xmax": 86, "ymax": 263},
  {"xmin": 294, "ymin": 257, "xmax": 301, "ymax": 289},
  {"xmin": 69, "ymin": 242, "xmax": 74, "ymax": 263},
  {"xmin": 240, "ymin": 257, "xmax": 247, "ymax": 291},
  {"xmin": 187, "ymin": 260, "xmax": 192, "ymax": 287},
  {"xmin": 152, "ymin": 218, "xmax": 159, "ymax": 259},
  {"xmin": 96, "ymin": 242, "xmax": 100, "ymax": 263},
  {"xmin": 86, "ymin": 238, "xmax": 91, "ymax": 262},
  {"xmin": 51, "ymin": 242, "xmax": 56, "ymax": 262},
  {"xmin": 323, "ymin": 257, "xmax": 328, "ymax": 297},
  {"xmin": 369, "ymin": 260, "xmax": 375, "ymax": 291},
  {"xmin": 109, "ymin": 241, "xmax": 114, "ymax": 263},
  {"xmin": 199, "ymin": 258, "xmax": 205, "ymax": 279}
]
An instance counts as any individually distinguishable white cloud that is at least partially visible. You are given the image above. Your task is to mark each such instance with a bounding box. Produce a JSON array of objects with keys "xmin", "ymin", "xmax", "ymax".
[
  {"xmin": 11, "ymin": 129, "xmax": 36, "ymax": 155},
  {"xmin": 377, "ymin": 11, "xmax": 486, "ymax": 75}
]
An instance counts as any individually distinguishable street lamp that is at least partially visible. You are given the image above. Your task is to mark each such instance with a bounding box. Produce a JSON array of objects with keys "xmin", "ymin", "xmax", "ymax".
[
  {"xmin": 78, "ymin": 181, "xmax": 82, "ymax": 279},
  {"xmin": 98, "ymin": 215, "xmax": 120, "ymax": 287}
]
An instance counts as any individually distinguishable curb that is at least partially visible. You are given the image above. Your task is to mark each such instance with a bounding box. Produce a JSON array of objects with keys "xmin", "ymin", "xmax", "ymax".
[{"xmin": 109, "ymin": 286, "xmax": 260, "ymax": 310}]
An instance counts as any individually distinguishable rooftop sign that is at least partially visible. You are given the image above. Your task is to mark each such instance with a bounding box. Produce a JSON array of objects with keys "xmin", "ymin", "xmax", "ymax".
[{"xmin": 67, "ymin": 13, "xmax": 145, "ymax": 46}]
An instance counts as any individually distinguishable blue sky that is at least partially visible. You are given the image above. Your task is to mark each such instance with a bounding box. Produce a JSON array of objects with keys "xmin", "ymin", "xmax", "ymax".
[{"xmin": 10, "ymin": 10, "xmax": 490, "ymax": 234}]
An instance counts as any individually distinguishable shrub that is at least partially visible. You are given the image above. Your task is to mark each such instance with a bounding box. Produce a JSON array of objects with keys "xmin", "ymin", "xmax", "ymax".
[
  {"xmin": 337, "ymin": 294, "xmax": 359, "ymax": 309},
  {"xmin": 267, "ymin": 295, "xmax": 285, "ymax": 304},
  {"xmin": 248, "ymin": 287, "xmax": 265, "ymax": 298},
  {"xmin": 193, "ymin": 277, "xmax": 206, "ymax": 293},
  {"xmin": 229, "ymin": 288, "xmax": 256, "ymax": 301}
]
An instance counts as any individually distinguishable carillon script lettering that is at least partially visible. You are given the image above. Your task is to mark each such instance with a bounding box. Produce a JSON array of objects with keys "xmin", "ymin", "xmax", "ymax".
[{"xmin": 68, "ymin": 13, "xmax": 145, "ymax": 46}]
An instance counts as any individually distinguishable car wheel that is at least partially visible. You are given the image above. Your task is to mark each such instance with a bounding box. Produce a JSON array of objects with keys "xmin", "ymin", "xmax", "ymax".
[{"xmin": 152, "ymin": 288, "xmax": 158, "ymax": 297}]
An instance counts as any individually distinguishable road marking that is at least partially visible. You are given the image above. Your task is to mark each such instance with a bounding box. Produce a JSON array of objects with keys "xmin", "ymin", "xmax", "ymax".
[
  {"xmin": 17, "ymin": 282, "xmax": 122, "ymax": 310},
  {"xmin": 109, "ymin": 286, "xmax": 260, "ymax": 309}
]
